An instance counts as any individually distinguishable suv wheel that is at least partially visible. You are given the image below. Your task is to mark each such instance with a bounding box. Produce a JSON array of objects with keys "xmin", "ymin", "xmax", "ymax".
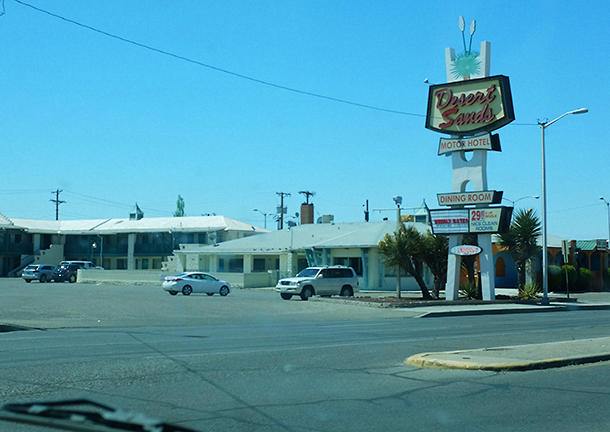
[
  {"xmin": 69, "ymin": 274, "xmax": 77, "ymax": 283},
  {"xmin": 280, "ymin": 293, "xmax": 292, "ymax": 300},
  {"xmin": 300, "ymin": 286, "xmax": 314, "ymax": 301},
  {"xmin": 340, "ymin": 286, "xmax": 354, "ymax": 297}
]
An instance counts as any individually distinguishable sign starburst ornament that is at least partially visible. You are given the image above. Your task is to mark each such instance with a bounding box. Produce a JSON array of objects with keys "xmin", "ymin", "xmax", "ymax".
[{"xmin": 451, "ymin": 16, "xmax": 480, "ymax": 80}]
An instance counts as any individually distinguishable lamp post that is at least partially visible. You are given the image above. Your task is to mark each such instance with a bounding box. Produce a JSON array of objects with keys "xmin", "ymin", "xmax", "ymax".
[
  {"xmin": 393, "ymin": 196, "xmax": 402, "ymax": 299},
  {"xmin": 539, "ymin": 108, "xmax": 588, "ymax": 305},
  {"xmin": 600, "ymin": 197, "xmax": 610, "ymax": 267},
  {"xmin": 253, "ymin": 209, "xmax": 268, "ymax": 229}
]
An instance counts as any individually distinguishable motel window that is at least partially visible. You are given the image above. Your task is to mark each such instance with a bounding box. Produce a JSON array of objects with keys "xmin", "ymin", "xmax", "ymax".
[
  {"xmin": 334, "ymin": 257, "xmax": 363, "ymax": 276},
  {"xmin": 253, "ymin": 259, "xmax": 266, "ymax": 272}
]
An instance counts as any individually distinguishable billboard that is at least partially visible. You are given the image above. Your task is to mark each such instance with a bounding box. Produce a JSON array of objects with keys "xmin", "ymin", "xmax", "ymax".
[
  {"xmin": 429, "ymin": 207, "xmax": 513, "ymax": 235},
  {"xmin": 426, "ymin": 75, "xmax": 515, "ymax": 136}
]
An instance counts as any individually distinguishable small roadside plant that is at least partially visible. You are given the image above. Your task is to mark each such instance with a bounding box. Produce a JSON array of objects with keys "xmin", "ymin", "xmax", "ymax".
[
  {"xmin": 576, "ymin": 268, "xmax": 592, "ymax": 292},
  {"xmin": 459, "ymin": 282, "xmax": 480, "ymax": 300},
  {"xmin": 518, "ymin": 283, "xmax": 541, "ymax": 300}
]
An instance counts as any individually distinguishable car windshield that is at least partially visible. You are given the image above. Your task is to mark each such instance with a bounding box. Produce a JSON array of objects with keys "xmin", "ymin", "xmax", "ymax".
[
  {"xmin": 296, "ymin": 268, "xmax": 320, "ymax": 278},
  {"xmin": 2, "ymin": 4, "xmax": 606, "ymax": 432}
]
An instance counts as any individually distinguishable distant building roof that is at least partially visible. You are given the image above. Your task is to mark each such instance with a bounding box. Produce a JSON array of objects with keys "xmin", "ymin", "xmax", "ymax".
[
  {"xmin": 129, "ymin": 203, "xmax": 144, "ymax": 220},
  {"xmin": 575, "ymin": 240, "xmax": 605, "ymax": 251},
  {"xmin": 7, "ymin": 215, "xmax": 268, "ymax": 235},
  {"xmin": 179, "ymin": 221, "xmax": 431, "ymax": 255},
  {"xmin": 0, "ymin": 212, "xmax": 14, "ymax": 227}
]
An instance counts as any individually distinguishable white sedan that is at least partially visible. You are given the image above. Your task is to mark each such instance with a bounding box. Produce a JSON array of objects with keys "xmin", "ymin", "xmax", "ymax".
[{"xmin": 162, "ymin": 272, "xmax": 231, "ymax": 296}]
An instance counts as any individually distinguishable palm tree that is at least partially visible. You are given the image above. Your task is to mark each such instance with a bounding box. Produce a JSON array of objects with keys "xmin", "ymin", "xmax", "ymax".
[
  {"xmin": 497, "ymin": 209, "xmax": 542, "ymax": 291},
  {"xmin": 420, "ymin": 231, "xmax": 449, "ymax": 299},
  {"xmin": 378, "ymin": 223, "xmax": 432, "ymax": 300}
]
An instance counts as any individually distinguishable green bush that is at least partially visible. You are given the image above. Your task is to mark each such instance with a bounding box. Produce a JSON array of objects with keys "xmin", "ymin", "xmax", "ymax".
[
  {"xmin": 518, "ymin": 283, "xmax": 541, "ymax": 300},
  {"xmin": 575, "ymin": 268, "xmax": 592, "ymax": 292},
  {"xmin": 552, "ymin": 265, "xmax": 577, "ymax": 293},
  {"xmin": 459, "ymin": 282, "xmax": 480, "ymax": 300},
  {"xmin": 548, "ymin": 265, "xmax": 562, "ymax": 291},
  {"xmin": 604, "ymin": 268, "xmax": 610, "ymax": 291}
]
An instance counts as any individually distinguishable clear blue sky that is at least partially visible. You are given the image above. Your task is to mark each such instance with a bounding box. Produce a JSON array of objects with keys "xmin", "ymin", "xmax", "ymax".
[{"xmin": 1, "ymin": 0, "xmax": 608, "ymax": 240}]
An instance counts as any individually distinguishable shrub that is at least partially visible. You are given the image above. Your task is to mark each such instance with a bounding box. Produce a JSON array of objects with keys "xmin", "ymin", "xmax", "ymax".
[
  {"xmin": 552, "ymin": 265, "xmax": 578, "ymax": 293},
  {"xmin": 575, "ymin": 268, "xmax": 592, "ymax": 292},
  {"xmin": 459, "ymin": 282, "xmax": 481, "ymax": 300},
  {"xmin": 518, "ymin": 283, "xmax": 541, "ymax": 300},
  {"xmin": 548, "ymin": 265, "xmax": 562, "ymax": 291},
  {"xmin": 605, "ymin": 268, "xmax": 610, "ymax": 291}
]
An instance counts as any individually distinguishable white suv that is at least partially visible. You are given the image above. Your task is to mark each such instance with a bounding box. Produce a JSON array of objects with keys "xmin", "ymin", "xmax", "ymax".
[
  {"xmin": 276, "ymin": 266, "xmax": 359, "ymax": 301},
  {"xmin": 59, "ymin": 261, "xmax": 104, "ymax": 270}
]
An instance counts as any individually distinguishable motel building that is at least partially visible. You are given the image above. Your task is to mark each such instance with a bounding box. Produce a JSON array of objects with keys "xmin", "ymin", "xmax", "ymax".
[{"xmin": 0, "ymin": 204, "xmax": 606, "ymax": 292}]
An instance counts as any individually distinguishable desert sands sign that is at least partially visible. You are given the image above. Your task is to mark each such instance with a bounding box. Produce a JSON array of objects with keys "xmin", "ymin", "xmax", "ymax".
[{"xmin": 425, "ymin": 75, "xmax": 514, "ymax": 136}]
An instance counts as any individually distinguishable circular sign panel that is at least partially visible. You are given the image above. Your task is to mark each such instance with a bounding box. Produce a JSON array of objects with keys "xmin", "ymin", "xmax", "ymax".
[{"xmin": 451, "ymin": 245, "xmax": 482, "ymax": 256}]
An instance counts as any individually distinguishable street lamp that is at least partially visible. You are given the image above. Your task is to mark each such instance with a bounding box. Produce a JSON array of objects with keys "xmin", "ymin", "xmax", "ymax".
[
  {"xmin": 253, "ymin": 209, "xmax": 268, "ymax": 229},
  {"xmin": 392, "ymin": 196, "xmax": 402, "ymax": 299},
  {"xmin": 539, "ymin": 108, "xmax": 588, "ymax": 305},
  {"xmin": 503, "ymin": 195, "xmax": 539, "ymax": 206},
  {"xmin": 600, "ymin": 197, "xmax": 610, "ymax": 257}
]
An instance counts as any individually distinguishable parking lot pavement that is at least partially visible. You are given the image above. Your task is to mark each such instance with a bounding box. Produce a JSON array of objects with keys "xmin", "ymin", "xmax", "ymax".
[
  {"xmin": 0, "ymin": 280, "xmax": 428, "ymax": 329},
  {"xmin": 3, "ymin": 277, "xmax": 610, "ymax": 330}
]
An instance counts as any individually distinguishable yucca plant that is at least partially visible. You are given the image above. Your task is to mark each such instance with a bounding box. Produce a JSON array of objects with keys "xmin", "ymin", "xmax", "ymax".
[
  {"xmin": 518, "ymin": 283, "xmax": 541, "ymax": 300},
  {"xmin": 497, "ymin": 209, "xmax": 542, "ymax": 291},
  {"xmin": 459, "ymin": 282, "xmax": 480, "ymax": 300}
]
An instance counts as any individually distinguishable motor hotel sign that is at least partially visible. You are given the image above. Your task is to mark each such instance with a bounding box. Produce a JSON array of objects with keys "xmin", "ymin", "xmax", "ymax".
[
  {"xmin": 426, "ymin": 75, "xmax": 515, "ymax": 136},
  {"xmin": 438, "ymin": 133, "xmax": 500, "ymax": 155}
]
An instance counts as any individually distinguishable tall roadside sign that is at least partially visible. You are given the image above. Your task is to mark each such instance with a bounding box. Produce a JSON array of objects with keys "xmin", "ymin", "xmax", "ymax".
[{"xmin": 426, "ymin": 17, "xmax": 515, "ymax": 301}]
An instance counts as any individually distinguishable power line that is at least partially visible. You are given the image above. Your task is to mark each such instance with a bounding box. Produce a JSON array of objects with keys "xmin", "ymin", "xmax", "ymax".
[{"xmin": 13, "ymin": 0, "xmax": 424, "ymax": 118}]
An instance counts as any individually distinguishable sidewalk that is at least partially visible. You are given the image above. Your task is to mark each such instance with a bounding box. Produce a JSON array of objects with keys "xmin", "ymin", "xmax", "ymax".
[
  {"xmin": 392, "ymin": 290, "xmax": 610, "ymax": 371},
  {"xmin": 318, "ymin": 289, "xmax": 610, "ymax": 318},
  {"xmin": 406, "ymin": 337, "xmax": 610, "ymax": 371}
]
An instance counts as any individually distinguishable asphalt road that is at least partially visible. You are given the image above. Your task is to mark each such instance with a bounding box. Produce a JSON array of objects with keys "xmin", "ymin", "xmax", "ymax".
[{"xmin": 2, "ymin": 279, "xmax": 610, "ymax": 431}]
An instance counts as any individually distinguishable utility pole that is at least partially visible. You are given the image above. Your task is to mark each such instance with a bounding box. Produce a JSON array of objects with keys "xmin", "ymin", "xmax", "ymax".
[
  {"xmin": 50, "ymin": 189, "xmax": 65, "ymax": 221},
  {"xmin": 298, "ymin": 190, "xmax": 315, "ymax": 204},
  {"xmin": 276, "ymin": 192, "xmax": 290, "ymax": 229}
]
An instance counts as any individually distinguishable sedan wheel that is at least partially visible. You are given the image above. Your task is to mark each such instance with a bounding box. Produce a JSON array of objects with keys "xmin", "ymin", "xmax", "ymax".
[
  {"xmin": 219, "ymin": 286, "xmax": 230, "ymax": 297},
  {"xmin": 182, "ymin": 285, "xmax": 193, "ymax": 296},
  {"xmin": 24, "ymin": 279, "xmax": 31, "ymax": 283},
  {"xmin": 169, "ymin": 291, "xmax": 178, "ymax": 296},
  {"xmin": 206, "ymin": 292, "xmax": 214, "ymax": 296}
]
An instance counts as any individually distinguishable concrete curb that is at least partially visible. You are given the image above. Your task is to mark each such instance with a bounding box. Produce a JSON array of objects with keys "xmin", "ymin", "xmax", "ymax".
[
  {"xmin": 417, "ymin": 303, "xmax": 610, "ymax": 318},
  {"xmin": 405, "ymin": 337, "xmax": 610, "ymax": 371}
]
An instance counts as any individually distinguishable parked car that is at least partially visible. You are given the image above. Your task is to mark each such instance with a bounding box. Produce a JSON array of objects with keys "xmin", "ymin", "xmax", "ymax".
[
  {"xmin": 276, "ymin": 265, "xmax": 359, "ymax": 300},
  {"xmin": 22, "ymin": 264, "xmax": 55, "ymax": 283},
  {"xmin": 52, "ymin": 263, "xmax": 83, "ymax": 283},
  {"xmin": 59, "ymin": 260, "xmax": 104, "ymax": 270},
  {"xmin": 162, "ymin": 272, "xmax": 231, "ymax": 296}
]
